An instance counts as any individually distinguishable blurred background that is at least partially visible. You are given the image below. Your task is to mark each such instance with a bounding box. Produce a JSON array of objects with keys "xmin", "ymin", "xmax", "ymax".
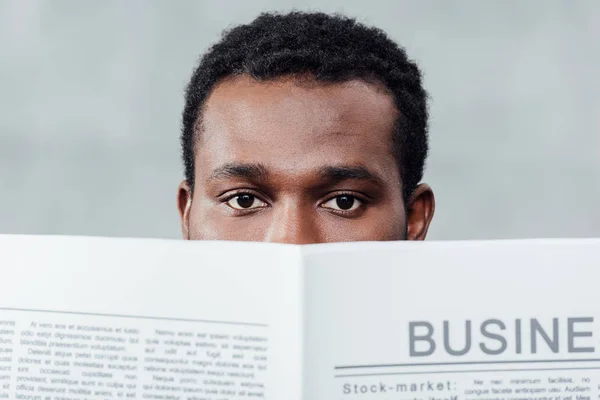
[{"xmin": 1, "ymin": 0, "xmax": 598, "ymax": 240}]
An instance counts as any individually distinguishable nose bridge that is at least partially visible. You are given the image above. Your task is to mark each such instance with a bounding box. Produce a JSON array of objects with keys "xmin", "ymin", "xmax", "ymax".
[{"xmin": 265, "ymin": 199, "xmax": 318, "ymax": 244}]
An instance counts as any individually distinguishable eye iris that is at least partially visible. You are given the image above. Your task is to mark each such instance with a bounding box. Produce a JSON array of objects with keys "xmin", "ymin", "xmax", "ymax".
[
  {"xmin": 236, "ymin": 194, "xmax": 255, "ymax": 208},
  {"xmin": 336, "ymin": 195, "xmax": 354, "ymax": 210}
]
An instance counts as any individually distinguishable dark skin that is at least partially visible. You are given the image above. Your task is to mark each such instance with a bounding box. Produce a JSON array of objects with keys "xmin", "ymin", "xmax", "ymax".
[{"xmin": 178, "ymin": 75, "xmax": 434, "ymax": 243}]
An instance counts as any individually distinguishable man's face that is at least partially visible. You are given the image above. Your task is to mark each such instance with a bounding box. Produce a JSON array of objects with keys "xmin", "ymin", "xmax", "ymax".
[{"xmin": 178, "ymin": 75, "xmax": 434, "ymax": 243}]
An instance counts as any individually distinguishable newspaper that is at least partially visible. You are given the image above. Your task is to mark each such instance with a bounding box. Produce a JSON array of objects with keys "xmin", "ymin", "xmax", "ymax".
[{"xmin": 0, "ymin": 234, "xmax": 599, "ymax": 400}]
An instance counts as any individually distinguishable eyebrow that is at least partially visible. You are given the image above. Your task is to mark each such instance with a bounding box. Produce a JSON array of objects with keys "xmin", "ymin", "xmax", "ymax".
[
  {"xmin": 208, "ymin": 163, "xmax": 384, "ymax": 186},
  {"xmin": 318, "ymin": 165, "xmax": 384, "ymax": 185},
  {"xmin": 209, "ymin": 163, "xmax": 269, "ymax": 181}
]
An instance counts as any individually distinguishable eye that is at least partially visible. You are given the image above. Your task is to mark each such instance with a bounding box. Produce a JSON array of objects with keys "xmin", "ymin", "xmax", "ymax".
[
  {"xmin": 321, "ymin": 195, "xmax": 363, "ymax": 212},
  {"xmin": 225, "ymin": 194, "xmax": 267, "ymax": 210}
]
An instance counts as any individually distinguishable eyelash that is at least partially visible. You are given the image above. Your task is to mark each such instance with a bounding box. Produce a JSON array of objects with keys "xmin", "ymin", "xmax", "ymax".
[
  {"xmin": 320, "ymin": 191, "xmax": 369, "ymax": 216},
  {"xmin": 221, "ymin": 190, "xmax": 369, "ymax": 217},
  {"xmin": 221, "ymin": 190, "xmax": 268, "ymax": 214}
]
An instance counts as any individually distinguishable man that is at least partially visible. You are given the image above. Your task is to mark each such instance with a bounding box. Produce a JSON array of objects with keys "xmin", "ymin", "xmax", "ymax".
[{"xmin": 177, "ymin": 11, "xmax": 435, "ymax": 243}]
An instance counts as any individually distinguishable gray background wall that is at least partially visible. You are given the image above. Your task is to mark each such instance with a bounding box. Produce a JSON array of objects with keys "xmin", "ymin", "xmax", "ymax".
[{"xmin": 1, "ymin": 0, "xmax": 598, "ymax": 240}]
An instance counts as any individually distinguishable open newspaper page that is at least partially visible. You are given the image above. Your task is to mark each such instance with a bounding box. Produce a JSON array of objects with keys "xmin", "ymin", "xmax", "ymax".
[
  {"xmin": 0, "ymin": 235, "xmax": 304, "ymax": 400},
  {"xmin": 302, "ymin": 240, "xmax": 600, "ymax": 400}
]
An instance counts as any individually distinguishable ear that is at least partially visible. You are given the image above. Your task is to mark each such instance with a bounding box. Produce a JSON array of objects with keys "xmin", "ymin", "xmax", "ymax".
[
  {"xmin": 406, "ymin": 183, "xmax": 435, "ymax": 241},
  {"xmin": 177, "ymin": 180, "xmax": 192, "ymax": 240}
]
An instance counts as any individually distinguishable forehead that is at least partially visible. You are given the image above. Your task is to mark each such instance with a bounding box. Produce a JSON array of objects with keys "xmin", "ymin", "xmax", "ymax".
[{"xmin": 195, "ymin": 75, "xmax": 400, "ymax": 181}]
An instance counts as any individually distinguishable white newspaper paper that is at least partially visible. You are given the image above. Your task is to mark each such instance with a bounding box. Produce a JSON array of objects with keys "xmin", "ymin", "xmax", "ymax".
[{"xmin": 0, "ymin": 235, "xmax": 599, "ymax": 400}]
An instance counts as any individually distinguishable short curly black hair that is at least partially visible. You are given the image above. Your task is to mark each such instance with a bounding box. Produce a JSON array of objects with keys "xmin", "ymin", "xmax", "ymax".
[{"xmin": 182, "ymin": 11, "xmax": 429, "ymax": 202}]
